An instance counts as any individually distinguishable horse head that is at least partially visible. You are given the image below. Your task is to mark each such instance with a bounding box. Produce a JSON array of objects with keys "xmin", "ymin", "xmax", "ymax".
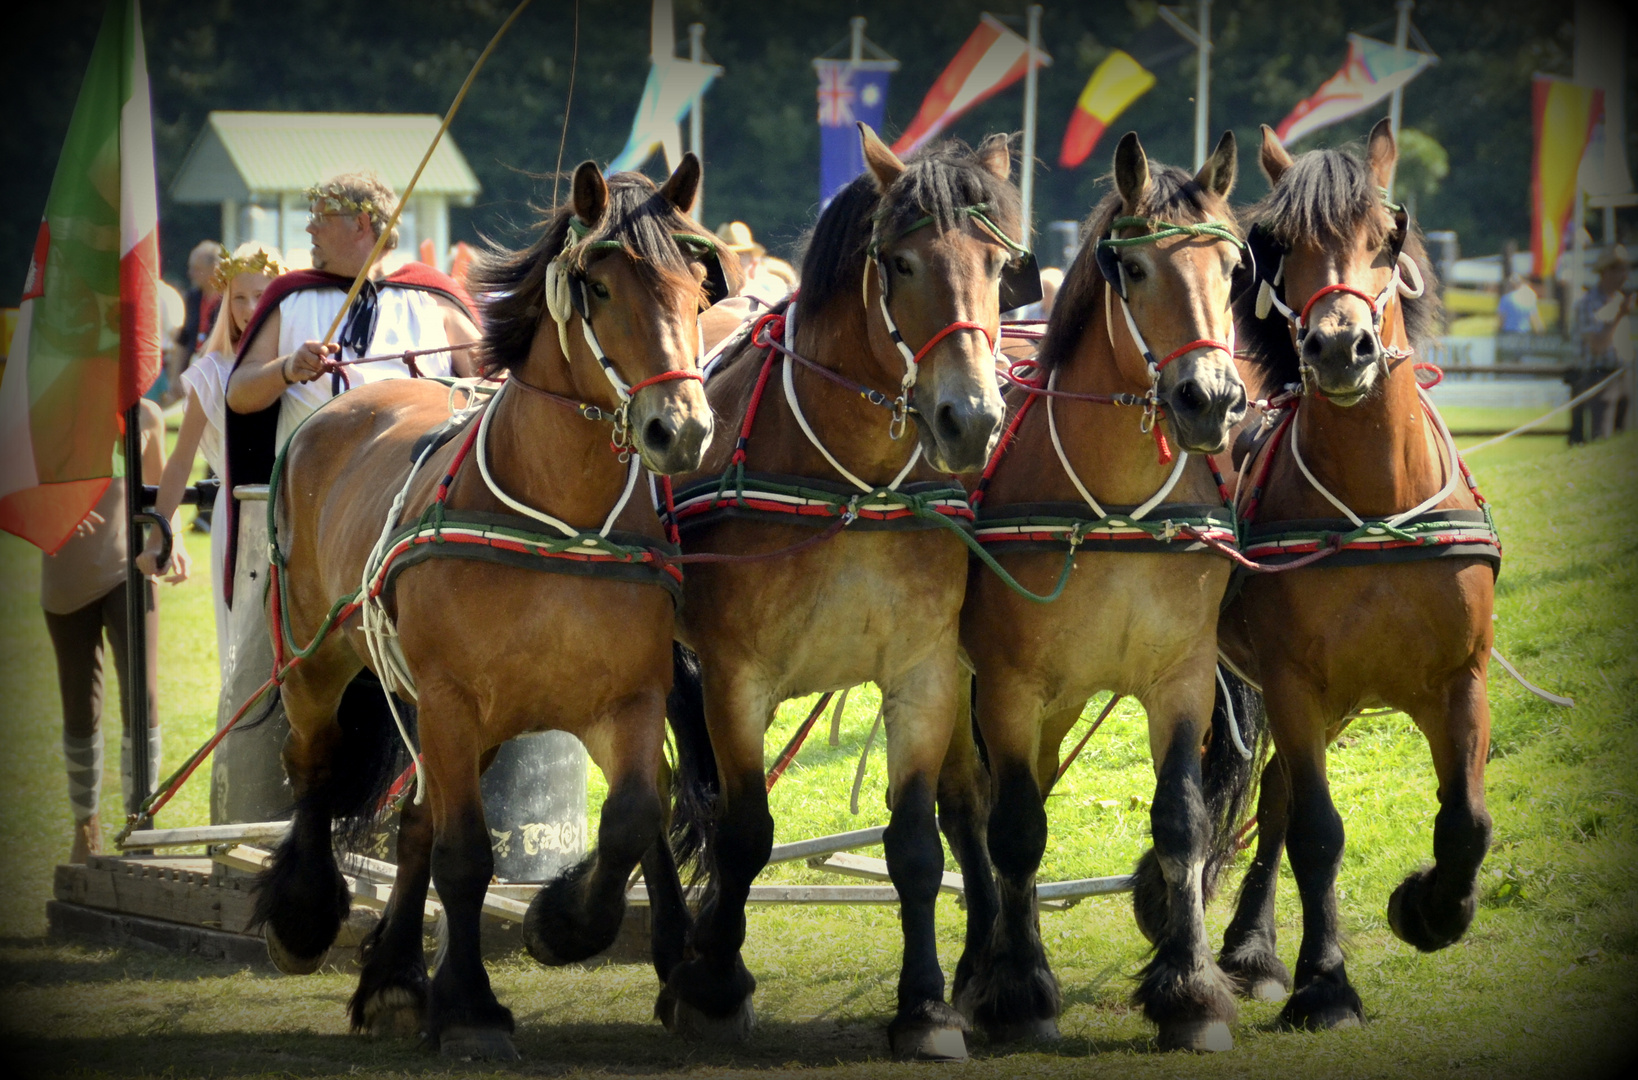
[
  {"xmin": 1087, "ymin": 131, "xmax": 1249, "ymax": 455},
  {"xmin": 854, "ymin": 125, "xmax": 1020, "ymax": 474},
  {"xmin": 1245, "ymin": 119, "xmax": 1431, "ymax": 406},
  {"xmin": 478, "ymin": 156, "xmax": 735, "ymax": 475}
]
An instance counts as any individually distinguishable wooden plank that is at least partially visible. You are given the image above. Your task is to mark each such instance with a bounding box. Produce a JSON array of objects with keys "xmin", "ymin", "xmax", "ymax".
[
  {"xmin": 622, "ymin": 882, "xmax": 902, "ymax": 905},
  {"xmin": 808, "ymin": 852, "xmax": 1071, "ymax": 910},
  {"xmin": 120, "ymin": 821, "xmax": 291, "ymax": 850},
  {"xmin": 1035, "ymin": 875, "xmax": 1133, "ymax": 902},
  {"xmin": 766, "ymin": 827, "xmax": 886, "ymax": 865},
  {"xmin": 55, "ymin": 856, "xmax": 261, "ymax": 933},
  {"xmin": 48, "ymin": 901, "xmax": 273, "ymax": 966}
]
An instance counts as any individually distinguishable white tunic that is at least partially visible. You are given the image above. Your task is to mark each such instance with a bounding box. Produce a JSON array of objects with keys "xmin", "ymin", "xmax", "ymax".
[
  {"xmin": 181, "ymin": 351, "xmax": 233, "ymax": 679},
  {"xmin": 274, "ymin": 283, "xmax": 455, "ymax": 449}
]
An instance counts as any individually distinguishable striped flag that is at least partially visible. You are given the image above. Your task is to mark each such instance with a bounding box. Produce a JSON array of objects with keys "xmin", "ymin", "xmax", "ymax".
[
  {"xmin": 892, "ymin": 14, "xmax": 1050, "ymax": 158},
  {"xmin": 1275, "ymin": 34, "xmax": 1435, "ymax": 146},
  {"xmin": 1059, "ymin": 50, "xmax": 1156, "ymax": 168},
  {"xmin": 0, "ymin": 0, "xmax": 161, "ymax": 553},
  {"xmin": 1531, "ymin": 76, "xmax": 1604, "ymax": 278}
]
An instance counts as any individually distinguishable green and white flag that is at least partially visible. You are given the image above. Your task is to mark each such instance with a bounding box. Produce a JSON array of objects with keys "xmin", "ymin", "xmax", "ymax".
[{"xmin": 0, "ymin": 0, "xmax": 161, "ymax": 553}]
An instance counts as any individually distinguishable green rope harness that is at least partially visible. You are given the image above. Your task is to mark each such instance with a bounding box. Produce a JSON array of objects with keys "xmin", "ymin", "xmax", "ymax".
[
  {"xmin": 870, "ymin": 202, "xmax": 1030, "ymax": 258},
  {"xmin": 1097, "ymin": 215, "xmax": 1247, "ymax": 252}
]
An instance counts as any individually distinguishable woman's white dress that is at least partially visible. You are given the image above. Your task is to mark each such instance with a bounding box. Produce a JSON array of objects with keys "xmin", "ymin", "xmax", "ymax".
[{"xmin": 180, "ymin": 351, "xmax": 233, "ymax": 682}]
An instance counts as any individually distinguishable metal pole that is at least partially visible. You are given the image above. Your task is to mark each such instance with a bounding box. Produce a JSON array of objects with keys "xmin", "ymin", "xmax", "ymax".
[
  {"xmin": 1194, "ymin": 0, "xmax": 1212, "ymax": 170},
  {"xmin": 851, "ymin": 15, "xmax": 865, "ymax": 64},
  {"xmin": 1021, "ymin": 4, "xmax": 1042, "ymax": 250},
  {"xmin": 1569, "ymin": 184, "xmax": 1586, "ymax": 338},
  {"xmin": 689, "ymin": 22, "xmax": 705, "ymax": 219},
  {"xmin": 122, "ymin": 403, "xmax": 152, "ymax": 827},
  {"xmin": 1387, "ymin": 0, "xmax": 1414, "ymax": 199}
]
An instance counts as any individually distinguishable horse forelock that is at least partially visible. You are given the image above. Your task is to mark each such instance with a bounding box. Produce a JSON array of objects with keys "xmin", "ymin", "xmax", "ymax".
[
  {"xmin": 797, "ymin": 138, "xmax": 1025, "ymax": 320},
  {"xmin": 472, "ymin": 173, "xmax": 727, "ymax": 374},
  {"xmin": 1236, "ymin": 145, "xmax": 1442, "ymax": 393},
  {"xmin": 1036, "ymin": 163, "xmax": 1239, "ymax": 375}
]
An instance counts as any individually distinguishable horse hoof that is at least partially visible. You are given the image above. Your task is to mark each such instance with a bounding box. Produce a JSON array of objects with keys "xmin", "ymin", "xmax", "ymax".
[
  {"xmin": 1157, "ymin": 1019, "xmax": 1234, "ymax": 1052},
  {"xmin": 984, "ymin": 1017, "xmax": 1060, "ymax": 1044},
  {"xmin": 656, "ymin": 985, "xmax": 756, "ymax": 1044},
  {"xmin": 264, "ymin": 924, "xmax": 324, "ymax": 976},
  {"xmin": 1248, "ymin": 978, "xmax": 1287, "ymax": 1002},
  {"xmin": 360, "ymin": 986, "xmax": 423, "ymax": 1039},
  {"xmin": 890, "ymin": 1025, "xmax": 968, "ymax": 1062},
  {"xmin": 438, "ymin": 1026, "xmax": 519, "ymax": 1061}
]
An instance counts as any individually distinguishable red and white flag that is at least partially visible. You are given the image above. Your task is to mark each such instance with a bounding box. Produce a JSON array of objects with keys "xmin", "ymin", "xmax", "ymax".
[
  {"xmin": 0, "ymin": 0, "xmax": 161, "ymax": 552},
  {"xmin": 892, "ymin": 14, "xmax": 1050, "ymax": 157}
]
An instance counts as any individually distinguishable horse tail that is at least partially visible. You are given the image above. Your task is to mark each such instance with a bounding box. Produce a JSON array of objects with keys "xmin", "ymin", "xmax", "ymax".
[
  {"xmin": 666, "ymin": 642, "xmax": 718, "ymax": 882},
  {"xmin": 328, "ymin": 669, "xmax": 414, "ymax": 850},
  {"xmin": 1199, "ymin": 665, "xmax": 1267, "ymax": 900},
  {"xmin": 1131, "ymin": 666, "xmax": 1268, "ymax": 943}
]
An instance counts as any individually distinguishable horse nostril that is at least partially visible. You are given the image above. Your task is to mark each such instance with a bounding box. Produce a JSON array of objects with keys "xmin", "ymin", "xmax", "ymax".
[
  {"xmin": 1302, "ymin": 333, "xmax": 1324, "ymax": 358},
  {"xmin": 644, "ymin": 416, "xmax": 674, "ymax": 453},
  {"xmin": 1174, "ymin": 378, "xmax": 1207, "ymax": 414},
  {"xmin": 936, "ymin": 402, "xmax": 965, "ymax": 442},
  {"xmin": 1353, "ymin": 330, "xmax": 1376, "ymax": 358}
]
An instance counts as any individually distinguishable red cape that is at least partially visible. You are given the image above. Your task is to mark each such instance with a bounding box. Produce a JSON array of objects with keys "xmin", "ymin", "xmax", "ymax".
[{"xmin": 223, "ymin": 263, "xmax": 479, "ymax": 605}]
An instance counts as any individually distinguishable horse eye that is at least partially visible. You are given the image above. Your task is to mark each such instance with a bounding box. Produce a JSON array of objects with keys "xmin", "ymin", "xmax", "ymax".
[
  {"xmin": 1122, "ymin": 259, "xmax": 1147, "ymax": 283},
  {"xmin": 893, "ymin": 255, "xmax": 914, "ymax": 276},
  {"xmin": 590, "ymin": 281, "xmax": 611, "ymax": 300}
]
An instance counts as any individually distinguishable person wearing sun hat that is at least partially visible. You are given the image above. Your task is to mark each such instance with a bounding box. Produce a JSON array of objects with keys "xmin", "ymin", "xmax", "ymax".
[
  {"xmin": 1569, "ymin": 244, "xmax": 1633, "ymax": 444},
  {"xmin": 716, "ymin": 220, "xmax": 796, "ymax": 307}
]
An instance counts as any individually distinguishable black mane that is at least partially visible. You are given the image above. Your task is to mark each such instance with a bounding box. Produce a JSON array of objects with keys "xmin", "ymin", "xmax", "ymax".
[
  {"xmin": 796, "ymin": 138, "xmax": 1025, "ymax": 318},
  {"xmin": 471, "ymin": 172, "xmax": 723, "ymax": 373},
  {"xmin": 1035, "ymin": 162, "xmax": 1240, "ymax": 374},
  {"xmin": 1234, "ymin": 145, "xmax": 1442, "ymax": 395}
]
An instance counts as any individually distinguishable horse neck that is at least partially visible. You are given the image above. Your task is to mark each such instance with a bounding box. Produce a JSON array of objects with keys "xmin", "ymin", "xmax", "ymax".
[
  {"xmin": 779, "ymin": 288, "xmax": 921, "ymax": 483},
  {"xmin": 1293, "ymin": 309, "xmax": 1444, "ymax": 518},
  {"xmin": 1041, "ymin": 294, "xmax": 1218, "ymax": 505},
  {"xmin": 482, "ymin": 334, "xmax": 635, "ymax": 527}
]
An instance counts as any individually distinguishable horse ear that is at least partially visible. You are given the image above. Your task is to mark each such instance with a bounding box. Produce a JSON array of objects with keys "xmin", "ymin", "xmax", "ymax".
[
  {"xmin": 858, "ymin": 122, "xmax": 907, "ymax": 191},
  {"xmin": 659, "ymin": 152, "xmax": 701, "ymax": 214},
  {"xmin": 975, "ymin": 133, "xmax": 1012, "ymax": 181},
  {"xmin": 1259, "ymin": 125, "xmax": 1293, "ymax": 185},
  {"xmin": 1194, "ymin": 130, "xmax": 1237, "ymax": 199},
  {"xmin": 1114, "ymin": 132, "xmax": 1150, "ymax": 210},
  {"xmin": 1367, "ymin": 117, "xmax": 1397, "ymax": 190},
  {"xmin": 572, "ymin": 161, "xmax": 609, "ymax": 225}
]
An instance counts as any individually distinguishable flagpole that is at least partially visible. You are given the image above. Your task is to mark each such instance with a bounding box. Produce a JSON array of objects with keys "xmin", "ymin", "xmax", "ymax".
[
  {"xmin": 689, "ymin": 22, "xmax": 705, "ymax": 218},
  {"xmin": 1387, "ymin": 0, "xmax": 1414, "ymax": 198},
  {"xmin": 1021, "ymin": 4, "xmax": 1042, "ymax": 250},
  {"xmin": 851, "ymin": 15, "xmax": 865, "ymax": 64},
  {"xmin": 1195, "ymin": 0, "xmax": 1212, "ymax": 170},
  {"xmin": 123, "ymin": 405, "xmax": 153, "ymax": 828}
]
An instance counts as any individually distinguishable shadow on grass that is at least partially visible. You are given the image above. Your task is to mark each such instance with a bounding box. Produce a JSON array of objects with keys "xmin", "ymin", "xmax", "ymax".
[{"xmin": 0, "ymin": 936, "xmax": 294, "ymax": 987}]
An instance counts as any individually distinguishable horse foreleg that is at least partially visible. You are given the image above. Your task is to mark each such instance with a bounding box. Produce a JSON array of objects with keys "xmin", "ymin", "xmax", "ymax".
[
  {"xmin": 937, "ymin": 680, "xmax": 997, "ymax": 1029},
  {"xmin": 954, "ymin": 689, "xmax": 1072, "ymax": 1046},
  {"xmin": 642, "ymin": 824, "xmax": 693, "ymax": 984},
  {"xmin": 420, "ymin": 685, "xmax": 516, "ymax": 1060},
  {"xmin": 656, "ymin": 670, "xmax": 773, "ymax": 1043},
  {"xmin": 1218, "ymin": 752, "xmax": 1292, "ymax": 1000},
  {"xmin": 350, "ymin": 788, "xmax": 434, "ymax": 1037},
  {"xmin": 253, "ymin": 655, "xmax": 355, "ymax": 975},
  {"xmin": 1390, "ymin": 669, "xmax": 1493, "ymax": 952},
  {"xmin": 526, "ymin": 691, "xmax": 666, "ymax": 966},
  {"xmin": 1265, "ymin": 679, "xmax": 1363, "ymax": 1031}
]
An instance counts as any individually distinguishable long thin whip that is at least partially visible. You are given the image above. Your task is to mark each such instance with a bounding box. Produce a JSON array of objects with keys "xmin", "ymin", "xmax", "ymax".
[
  {"xmin": 321, "ymin": 0, "xmax": 536, "ymax": 346},
  {"xmin": 552, "ymin": 0, "xmax": 581, "ymax": 207}
]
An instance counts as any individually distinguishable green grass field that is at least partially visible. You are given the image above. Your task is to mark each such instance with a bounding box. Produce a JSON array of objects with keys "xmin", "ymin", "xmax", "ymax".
[{"xmin": 1, "ymin": 430, "xmax": 1634, "ymax": 1079}]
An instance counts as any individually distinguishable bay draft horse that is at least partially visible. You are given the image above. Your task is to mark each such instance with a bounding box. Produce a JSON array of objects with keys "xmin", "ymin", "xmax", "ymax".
[
  {"xmin": 255, "ymin": 157, "xmax": 734, "ymax": 1059},
  {"xmin": 1215, "ymin": 120, "xmax": 1496, "ymax": 1030},
  {"xmin": 663, "ymin": 127, "xmax": 1027, "ymax": 1061},
  {"xmin": 943, "ymin": 132, "xmax": 1265, "ymax": 1052}
]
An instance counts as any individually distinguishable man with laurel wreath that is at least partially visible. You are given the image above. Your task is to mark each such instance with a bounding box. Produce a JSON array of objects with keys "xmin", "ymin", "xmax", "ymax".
[{"xmin": 222, "ymin": 172, "xmax": 481, "ymax": 598}]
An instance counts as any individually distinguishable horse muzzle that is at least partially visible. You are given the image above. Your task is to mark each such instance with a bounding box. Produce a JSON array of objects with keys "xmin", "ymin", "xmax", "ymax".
[
  {"xmin": 917, "ymin": 381, "xmax": 1005, "ymax": 475},
  {"xmin": 1160, "ymin": 355, "xmax": 1248, "ymax": 456},
  {"xmin": 632, "ymin": 380, "xmax": 714, "ymax": 475},
  {"xmin": 1300, "ymin": 324, "xmax": 1383, "ymax": 406}
]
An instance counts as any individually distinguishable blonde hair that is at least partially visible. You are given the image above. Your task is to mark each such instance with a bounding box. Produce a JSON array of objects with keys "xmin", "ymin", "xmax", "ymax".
[{"xmin": 199, "ymin": 242, "xmax": 285, "ymax": 358}]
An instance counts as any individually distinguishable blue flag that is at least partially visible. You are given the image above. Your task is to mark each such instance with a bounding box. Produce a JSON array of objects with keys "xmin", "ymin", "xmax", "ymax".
[{"xmin": 816, "ymin": 60, "xmax": 893, "ymax": 207}]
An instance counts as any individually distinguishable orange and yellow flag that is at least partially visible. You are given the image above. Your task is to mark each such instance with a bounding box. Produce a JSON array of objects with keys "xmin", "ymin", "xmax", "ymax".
[{"xmin": 1531, "ymin": 75, "xmax": 1604, "ymax": 279}]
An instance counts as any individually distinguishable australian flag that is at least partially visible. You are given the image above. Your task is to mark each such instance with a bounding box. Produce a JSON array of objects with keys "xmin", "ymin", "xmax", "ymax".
[{"xmin": 817, "ymin": 59, "xmax": 893, "ymax": 207}]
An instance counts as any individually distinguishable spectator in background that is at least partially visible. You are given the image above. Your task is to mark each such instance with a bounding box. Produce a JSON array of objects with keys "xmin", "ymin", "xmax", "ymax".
[
  {"xmin": 150, "ymin": 278, "xmax": 186, "ymax": 404},
  {"xmin": 1569, "ymin": 245, "xmax": 1634, "ymax": 445},
  {"xmin": 1496, "ymin": 274, "xmax": 1543, "ymax": 334},
  {"xmin": 717, "ymin": 221, "xmax": 796, "ymax": 307},
  {"xmin": 179, "ymin": 240, "xmax": 224, "ymax": 357},
  {"xmin": 1013, "ymin": 266, "xmax": 1064, "ymax": 323},
  {"xmin": 139, "ymin": 242, "xmax": 286, "ymax": 678},
  {"xmin": 43, "ymin": 400, "xmax": 172, "ymax": 862}
]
